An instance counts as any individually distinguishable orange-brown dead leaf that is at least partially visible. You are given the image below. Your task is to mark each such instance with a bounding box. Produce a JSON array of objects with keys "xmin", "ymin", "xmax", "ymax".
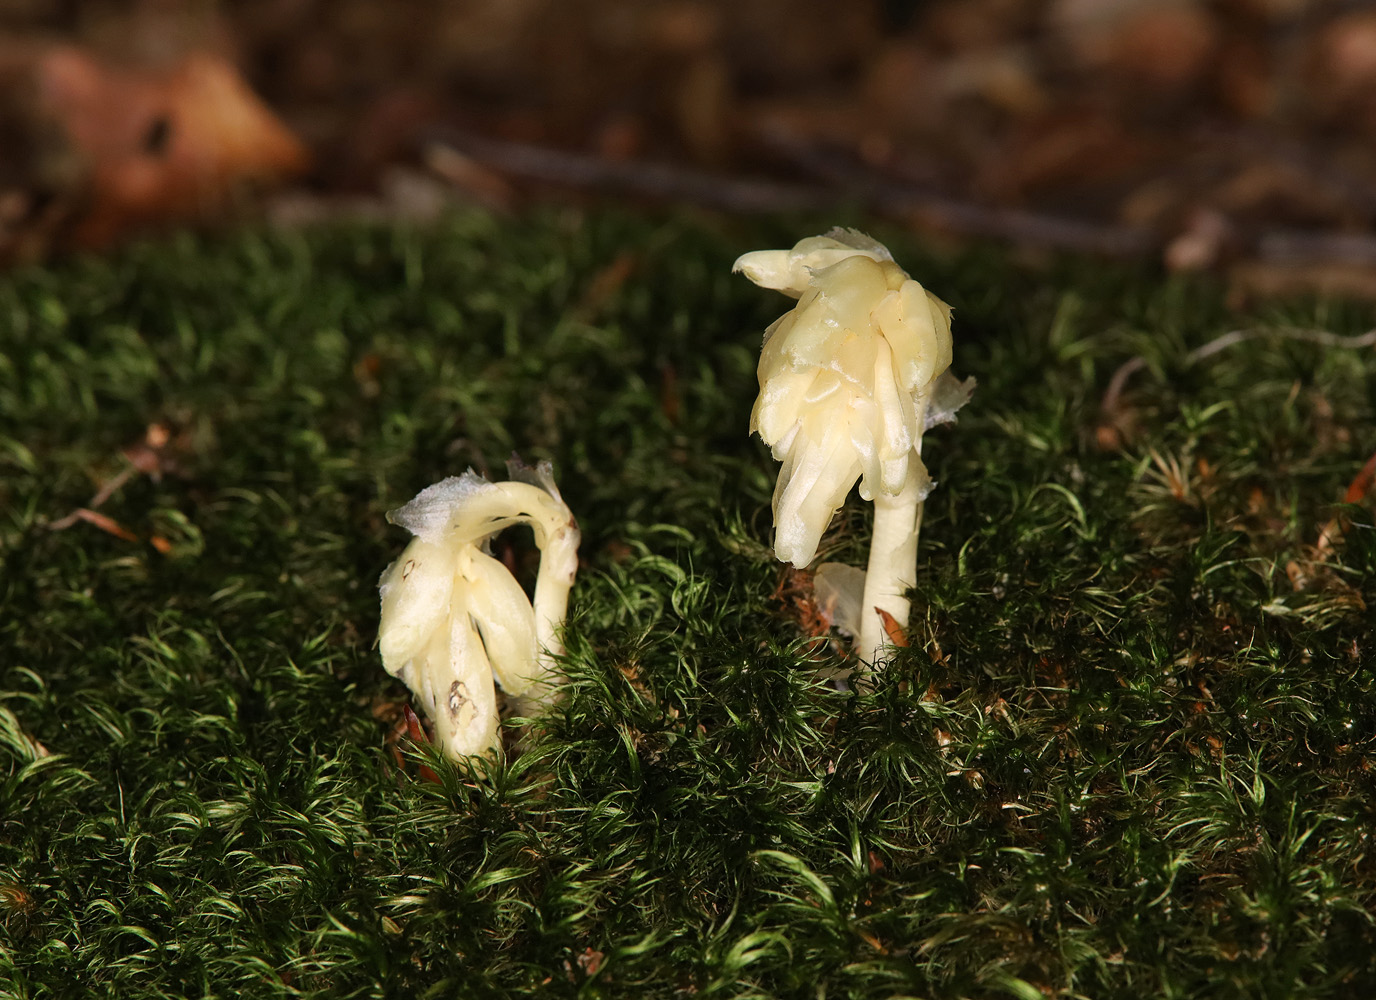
[
  {"xmin": 37, "ymin": 46, "xmax": 309, "ymax": 249},
  {"xmin": 1342, "ymin": 446, "xmax": 1376, "ymax": 504},
  {"xmin": 72, "ymin": 507, "xmax": 138, "ymax": 541},
  {"xmin": 120, "ymin": 422, "xmax": 178, "ymax": 481},
  {"xmin": 577, "ymin": 251, "xmax": 638, "ymax": 316},
  {"xmin": 857, "ymin": 929, "xmax": 889, "ymax": 954},
  {"xmin": 1312, "ymin": 444, "xmax": 1376, "ymax": 556},
  {"xmin": 601, "ymin": 539, "xmax": 635, "ymax": 563},
  {"xmin": 393, "ymin": 704, "xmax": 441, "ymax": 785},
  {"xmin": 0, "ymin": 880, "xmax": 35, "ymax": 920},
  {"xmin": 773, "ymin": 566, "xmax": 833, "ymax": 639},
  {"xmin": 875, "ymin": 607, "xmax": 909, "ymax": 647},
  {"xmin": 617, "ymin": 661, "xmax": 655, "ymax": 702},
  {"xmin": 50, "ymin": 421, "xmax": 196, "ymax": 535},
  {"xmin": 576, "ymin": 947, "xmax": 605, "ymax": 977}
]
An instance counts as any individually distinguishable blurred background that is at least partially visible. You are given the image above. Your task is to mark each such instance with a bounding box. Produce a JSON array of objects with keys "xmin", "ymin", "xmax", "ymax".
[{"xmin": 4, "ymin": 0, "xmax": 1376, "ymax": 298}]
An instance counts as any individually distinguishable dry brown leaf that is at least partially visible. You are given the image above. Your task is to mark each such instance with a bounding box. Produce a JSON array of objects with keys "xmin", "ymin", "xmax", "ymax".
[
  {"xmin": 617, "ymin": 661, "xmax": 655, "ymax": 703},
  {"xmin": 857, "ymin": 929, "xmax": 889, "ymax": 954},
  {"xmin": 1054, "ymin": 0, "xmax": 1218, "ymax": 95},
  {"xmin": 773, "ymin": 567, "xmax": 833, "ymax": 639},
  {"xmin": 1307, "ymin": 11, "xmax": 1376, "ymax": 126},
  {"xmin": 1342, "ymin": 447, "xmax": 1376, "ymax": 504},
  {"xmin": 1314, "ymin": 446, "xmax": 1376, "ymax": 556},
  {"xmin": 983, "ymin": 107, "xmax": 1173, "ymax": 204},
  {"xmin": 72, "ymin": 507, "xmax": 138, "ymax": 542},
  {"xmin": 121, "ymin": 422, "xmax": 176, "ymax": 480},
  {"xmin": 875, "ymin": 607, "xmax": 910, "ymax": 648},
  {"xmin": 576, "ymin": 947, "xmax": 605, "ymax": 977},
  {"xmin": 0, "ymin": 880, "xmax": 36, "ymax": 920},
  {"xmin": 390, "ymin": 705, "xmax": 441, "ymax": 786},
  {"xmin": 36, "ymin": 46, "xmax": 309, "ymax": 249},
  {"xmin": 50, "ymin": 421, "xmax": 193, "ymax": 531}
]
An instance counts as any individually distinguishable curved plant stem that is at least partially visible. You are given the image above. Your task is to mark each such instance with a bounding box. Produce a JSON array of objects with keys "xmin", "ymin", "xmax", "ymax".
[{"xmin": 527, "ymin": 517, "xmax": 579, "ymax": 708}]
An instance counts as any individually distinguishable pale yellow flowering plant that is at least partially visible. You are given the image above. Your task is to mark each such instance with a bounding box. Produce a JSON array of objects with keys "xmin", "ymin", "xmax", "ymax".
[
  {"xmin": 736, "ymin": 228, "xmax": 972, "ymax": 667},
  {"xmin": 377, "ymin": 460, "xmax": 579, "ymax": 760}
]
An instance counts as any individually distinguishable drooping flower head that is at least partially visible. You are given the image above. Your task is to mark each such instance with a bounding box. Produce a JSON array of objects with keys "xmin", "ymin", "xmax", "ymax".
[
  {"xmin": 377, "ymin": 460, "xmax": 579, "ymax": 760},
  {"xmin": 736, "ymin": 228, "xmax": 966, "ymax": 567}
]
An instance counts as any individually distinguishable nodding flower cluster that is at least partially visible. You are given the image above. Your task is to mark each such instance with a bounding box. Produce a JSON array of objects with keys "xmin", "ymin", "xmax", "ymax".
[
  {"xmin": 736, "ymin": 228, "xmax": 972, "ymax": 669},
  {"xmin": 379, "ymin": 228, "xmax": 969, "ymax": 759},
  {"xmin": 377, "ymin": 460, "xmax": 578, "ymax": 760}
]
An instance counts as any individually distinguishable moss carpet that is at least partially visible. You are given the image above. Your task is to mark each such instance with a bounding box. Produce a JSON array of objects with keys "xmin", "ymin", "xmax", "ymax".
[{"xmin": 2, "ymin": 211, "xmax": 1374, "ymax": 998}]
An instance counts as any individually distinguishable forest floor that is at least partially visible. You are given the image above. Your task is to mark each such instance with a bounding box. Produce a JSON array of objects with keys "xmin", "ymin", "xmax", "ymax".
[{"xmin": 2, "ymin": 209, "xmax": 1375, "ymax": 997}]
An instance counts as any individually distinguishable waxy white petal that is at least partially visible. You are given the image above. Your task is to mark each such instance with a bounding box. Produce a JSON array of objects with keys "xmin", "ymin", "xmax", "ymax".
[{"xmin": 377, "ymin": 462, "xmax": 579, "ymax": 760}]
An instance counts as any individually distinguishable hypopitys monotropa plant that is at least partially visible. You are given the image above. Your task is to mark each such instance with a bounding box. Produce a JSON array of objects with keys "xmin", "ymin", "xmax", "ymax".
[
  {"xmin": 736, "ymin": 228, "xmax": 972, "ymax": 668},
  {"xmin": 377, "ymin": 459, "xmax": 579, "ymax": 760}
]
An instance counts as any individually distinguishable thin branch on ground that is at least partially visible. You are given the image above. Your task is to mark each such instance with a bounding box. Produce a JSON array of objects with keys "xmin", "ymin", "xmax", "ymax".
[
  {"xmin": 425, "ymin": 129, "xmax": 1160, "ymax": 257},
  {"xmin": 424, "ymin": 130, "xmax": 825, "ymax": 215},
  {"xmin": 757, "ymin": 126, "xmax": 1158, "ymax": 258},
  {"xmin": 47, "ymin": 465, "xmax": 138, "ymax": 530}
]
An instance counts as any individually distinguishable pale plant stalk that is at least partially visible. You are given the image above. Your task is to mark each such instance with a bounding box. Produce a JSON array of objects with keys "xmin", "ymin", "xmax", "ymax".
[
  {"xmin": 858, "ymin": 453, "xmax": 925, "ymax": 668},
  {"xmin": 859, "ymin": 394, "xmax": 930, "ymax": 668},
  {"xmin": 736, "ymin": 228, "xmax": 969, "ymax": 677},
  {"xmin": 524, "ymin": 519, "xmax": 579, "ymax": 708}
]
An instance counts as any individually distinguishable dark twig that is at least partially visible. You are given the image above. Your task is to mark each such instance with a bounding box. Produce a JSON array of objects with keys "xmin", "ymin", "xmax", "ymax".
[
  {"xmin": 757, "ymin": 127, "xmax": 1157, "ymax": 258},
  {"xmin": 432, "ymin": 128, "xmax": 1376, "ymax": 273},
  {"xmin": 1100, "ymin": 357, "xmax": 1150, "ymax": 420},
  {"xmin": 47, "ymin": 465, "xmax": 137, "ymax": 531},
  {"xmin": 425, "ymin": 130, "xmax": 825, "ymax": 214},
  {"xmin": 425, "ymin": 129, "xmax": 1159, "ymax": 257}
]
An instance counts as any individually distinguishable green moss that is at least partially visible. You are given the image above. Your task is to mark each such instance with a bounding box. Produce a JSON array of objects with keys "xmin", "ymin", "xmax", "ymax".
[{"xmin": 2, "ymin": 210, "xmax": 1374, "ymax": 998}]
